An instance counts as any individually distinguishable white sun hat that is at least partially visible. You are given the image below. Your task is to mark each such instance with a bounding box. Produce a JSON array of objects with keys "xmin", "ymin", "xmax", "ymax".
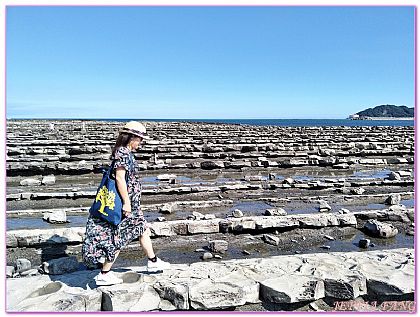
[{"xmin": 120, "ymin": 121, "xmax": 150, "ymax": 139}]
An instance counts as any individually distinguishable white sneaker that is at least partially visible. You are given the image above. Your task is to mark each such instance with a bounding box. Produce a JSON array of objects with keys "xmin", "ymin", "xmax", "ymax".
[
  {"xmin": 147, "ymin": 258, "xmax": 171, "ymax": 272},
  {"xmin": 94, "ymin": 271, "xmax": 123, "ymax": 286}
]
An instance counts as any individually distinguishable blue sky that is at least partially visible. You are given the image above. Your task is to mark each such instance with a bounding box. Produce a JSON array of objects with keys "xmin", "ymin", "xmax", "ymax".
[{"xmin": 6, "ymin": 6, "xmax": 415, "ymax": 119}]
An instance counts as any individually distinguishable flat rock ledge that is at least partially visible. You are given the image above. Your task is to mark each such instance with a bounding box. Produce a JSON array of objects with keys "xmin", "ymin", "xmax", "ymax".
[
  {"xmin": 6, "ymin": 248, "xmax": 414, "ymax": 312},
  {"xmin": 5, "ymin": 179, "xmax": 414, "ymax": 201},
  {"xmin": 7, "ymin": 208, "xmax": 413, "ymax": 247}
]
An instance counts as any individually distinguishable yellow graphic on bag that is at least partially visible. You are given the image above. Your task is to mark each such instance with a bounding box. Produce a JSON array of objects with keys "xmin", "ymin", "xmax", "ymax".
[{"xmin": 95, "ymin": 186, "xmax": 116, "ymax": 216}]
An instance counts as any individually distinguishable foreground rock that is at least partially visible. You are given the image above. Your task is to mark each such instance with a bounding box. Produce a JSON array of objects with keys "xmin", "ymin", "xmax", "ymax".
[
  {"xmin": 100, "ymin": 281, "xmax": 162, "ymax": 311},
  {"xmin": 6, "ymin": 248, "xmax": 414, "ymax": 312}
]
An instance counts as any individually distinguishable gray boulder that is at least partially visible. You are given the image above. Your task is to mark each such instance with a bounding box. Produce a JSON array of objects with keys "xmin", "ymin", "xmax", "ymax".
[
  {"xmin": 232, "ymin": 209, "xmax": 244, "ymax": 218},
  {"xmin": 283, "ymin": 177, "xmax": 294, "ymax": 184},
  {"xmin": 20, "ymin": 178, "xmax": 41, "ymax": 186},
  {"xmin": 41, "ymin": 175, "xmax": 56, "ymax": 185},
  {"xmin": 359, "ymin": 238, "xmax": 370, "ymax": 248},
  {"xmin": 265, "ymin": 208, "xmax": 287, "ymax": 216},
  {"xmin": 201, "ymin": 252, "xmax": 213, "ymax": 260},
  {"xmin": 42, "ymin": 209, "xmax": 68, "ymax": 224},
  {"xmin": 387, "ymin": 207, "xmax": 410, "ymax": 223},
  {"xmin": 15, "ymin": 258, "xmax": 31, "ymax": 273},
  {"xmin": 153, "ymin": 281, "xmax": 189, "ymax": 310},
  {"xmin": 318, "ymin": 200, "xmax": 332, "ymax": 212},
  {"xmin": 41, "ymin": 256, "xmax": 79, "ymax": 275},
  {"xmin": 385, "ymin": 193, "xmax": 401, "ymax": 206},
  {"xmin": 208, "ymin": 240, "xmax": 228, "ymax": 254},
  {"xmin": 386, "ymin": 172, "xmax": 401, "ymax": 181},
  {"xmin": 263, "ymin": 234, "xmax": 280, "ymax": 246},
  {"xmin": 364, "ymin": 220, "xmax": 398, "ymax": 238},
  {"xmin": 160, "ymin": 202, "xmax": 175, "ymax": 214}
]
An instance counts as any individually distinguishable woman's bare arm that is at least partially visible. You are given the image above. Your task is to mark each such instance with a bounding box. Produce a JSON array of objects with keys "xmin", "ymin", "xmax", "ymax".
[{"xmin": 115, "ymin": 167, "xmax": 131, "ymax": 215}]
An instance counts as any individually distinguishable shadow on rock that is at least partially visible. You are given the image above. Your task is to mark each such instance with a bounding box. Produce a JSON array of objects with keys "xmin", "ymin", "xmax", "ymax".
[
  {"xmin": 39, "ymin": 235, "xmax": 92, "ymax": 290},
  {"xmin": 260, "ymin": 299, "xmax": 312, "ymax": 311}
]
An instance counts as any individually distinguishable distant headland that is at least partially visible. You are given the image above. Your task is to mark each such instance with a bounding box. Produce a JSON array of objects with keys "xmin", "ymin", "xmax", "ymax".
[{"xmin": 348, "ymin": 105, "xmax": 414, "ymax": 120}]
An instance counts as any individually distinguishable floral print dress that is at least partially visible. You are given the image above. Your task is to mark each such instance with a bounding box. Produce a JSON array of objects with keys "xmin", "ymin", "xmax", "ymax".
[{"xmin": 82, "ymin": 147, "xmax": 147, "ymax": 268}]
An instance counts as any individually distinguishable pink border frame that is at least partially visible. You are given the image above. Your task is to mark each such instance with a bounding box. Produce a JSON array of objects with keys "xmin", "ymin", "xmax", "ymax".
[{"xmin": 3, "ymin": 4, "xmax": 417, "ymax": 315}]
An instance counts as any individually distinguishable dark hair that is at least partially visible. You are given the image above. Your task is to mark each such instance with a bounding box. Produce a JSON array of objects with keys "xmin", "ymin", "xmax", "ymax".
[{"xmin": 111, "ymin": 133, "xmax": 136, "ymax": 158}]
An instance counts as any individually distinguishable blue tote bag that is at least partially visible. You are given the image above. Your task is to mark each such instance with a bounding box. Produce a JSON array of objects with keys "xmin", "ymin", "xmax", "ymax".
[{"xmin": 89, "ymin": 161, "xmax": 124, "ymax": 226}]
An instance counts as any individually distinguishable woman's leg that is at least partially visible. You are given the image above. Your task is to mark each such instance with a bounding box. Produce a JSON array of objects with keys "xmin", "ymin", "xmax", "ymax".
[
  {"xmin": 140, "ymin": 228, "xmax": 170, "ymax": 271},
  {"xmin": 101, "ymin": 250, "xmax": 120, "ymax": 271},
  {"xmin": 94, "ymin": 250, "xmax": 123, "ymax": 285},
  {"xmin": 139, "ymin": 228, "xmax": 156, "ymax": 258}
]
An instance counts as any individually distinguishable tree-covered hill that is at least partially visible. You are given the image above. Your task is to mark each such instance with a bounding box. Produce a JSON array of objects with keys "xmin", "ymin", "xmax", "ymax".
[{"xmin": 356, "ymin": 105, "xmax": 414, "ymax": 117}]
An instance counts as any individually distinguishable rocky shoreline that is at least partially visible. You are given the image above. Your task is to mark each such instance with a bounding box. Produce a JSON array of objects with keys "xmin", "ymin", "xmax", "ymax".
[{"xmin": 6, "ymin": 120, "xmax": 415, "ymax": 312}]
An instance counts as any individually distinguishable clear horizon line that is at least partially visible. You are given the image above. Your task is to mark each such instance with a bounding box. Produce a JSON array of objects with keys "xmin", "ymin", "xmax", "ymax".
[
  {"xmin": 6, "ymin": 117, "xmax": 415, "ymax": 121},
  {"xmin": 7, "ymin": 117, "xmax": 353, "ymax": 120}
]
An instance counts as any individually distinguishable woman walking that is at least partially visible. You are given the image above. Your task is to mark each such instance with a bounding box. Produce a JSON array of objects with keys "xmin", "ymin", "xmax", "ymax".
[{"xmin": 82, "ymin": 121, "xmax": 170, "ymax": 286}]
